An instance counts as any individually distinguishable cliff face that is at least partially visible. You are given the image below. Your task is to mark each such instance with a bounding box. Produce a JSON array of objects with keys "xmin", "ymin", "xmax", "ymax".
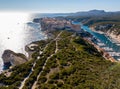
[
  {"xmin": 40, "ymin": 17, "xmax": 81, "ymax": 32},
  {"xmin": 25, "ymin": 43, "xmax": 39, "ymax": 59},
  {"xmin": 2, "ymin": 50, "xmax": 28, "ymax": 68},
  {"xmin": 106, "ymin": 28, "xmax": 120, "ymax": 43},
  {"xmin": 92, "ymin": 24, "xmax": 120, "ymax": 43}
]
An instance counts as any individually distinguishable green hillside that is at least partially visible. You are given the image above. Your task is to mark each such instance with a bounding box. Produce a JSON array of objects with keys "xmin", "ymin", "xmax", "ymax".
[{"xmin": 0, "ymin": 30, "xmax": 120, "ymax": 89}]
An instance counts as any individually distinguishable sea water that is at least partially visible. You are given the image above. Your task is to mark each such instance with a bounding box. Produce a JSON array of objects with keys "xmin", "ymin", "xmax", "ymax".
[{"xmin": 0, "ymin": 12, "xmax": 46, "ymax": 72}]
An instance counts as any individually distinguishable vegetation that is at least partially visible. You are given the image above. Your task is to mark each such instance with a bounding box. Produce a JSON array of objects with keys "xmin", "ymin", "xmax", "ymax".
[
  {"xmin": 0, "ymin": 40, "xmax": 48, "ymax": 88},
  {"xmin": 0, "ymin": 59, "xmax": 34, "ymax": 88},
  {"xmin": 63, "ymin": 14, "xmax": 120, "ymax": 36},
  {"xmin": 64, "ymin": 14, "xmax": 120, "ymax": 26},
  {"xmin": 0, "ymin": 30, "xmax": 120, "ymax": 89}
]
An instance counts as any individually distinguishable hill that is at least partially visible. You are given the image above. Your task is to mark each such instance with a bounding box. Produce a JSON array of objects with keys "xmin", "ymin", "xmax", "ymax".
[
  {"xmin": 0, "ymin": 30, "xmax": 120, "ymax": 89},
  {"xmin": 69, "ymin": 10, "xmax": 120, "ymax": 17},
  {"xmin": 61, "ymin": 10, "xmax": 120, "ymax": 43}
]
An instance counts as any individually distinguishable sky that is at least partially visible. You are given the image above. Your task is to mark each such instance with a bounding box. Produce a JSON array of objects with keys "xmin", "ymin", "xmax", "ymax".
[{"xmin": 0, "ymin": 0, "xmax": 120, "ymax": 13}]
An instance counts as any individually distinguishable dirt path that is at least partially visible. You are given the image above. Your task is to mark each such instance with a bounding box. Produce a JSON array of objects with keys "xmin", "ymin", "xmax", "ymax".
[
  {"xmin": 31, "ymin": 31, "xmax": 63, "ymax": 89},
  {"xmin": 19, "ymin": 58, "xmax": 38, "ymax": 89},
  {"xmin": 19, "ymin": 49, "xmax": 44, "ymax": 89}
]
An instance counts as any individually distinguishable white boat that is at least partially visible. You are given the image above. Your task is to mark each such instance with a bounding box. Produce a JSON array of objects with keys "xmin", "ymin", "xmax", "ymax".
[
  {"xmin": 116, "ymin": 43, "xmax": 120, "ymax": 46},
  {"xmin": 102, "ymin": 47, "xmax": 113, "ymax": 51},
  {"xmin": 97, "ymin": 42, "xmax": 105, "ymax": 46}
]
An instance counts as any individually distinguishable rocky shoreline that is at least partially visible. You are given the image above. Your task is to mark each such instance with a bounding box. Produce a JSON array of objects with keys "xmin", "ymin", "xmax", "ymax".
[
  {"xmin": 1, "ymin": 42, "xmax": 42, "ymax": 72},
  {"xmin": 2, "ymin": 17, "xmax": 119, "ymax": 70},
  {"xmin": 106, "ymin": 32, "xmax": 120, "ymax": 44},
  {"xmin": 90, "ymin": 26, "xmax": 120, "ymax": 44},
  {"xmin": 2, "ymin": 50, "xmax": 28, "ymax": 69},
  {"xmin": 1, "ymin": 18, "xmax": 49, "ymax": 71}
]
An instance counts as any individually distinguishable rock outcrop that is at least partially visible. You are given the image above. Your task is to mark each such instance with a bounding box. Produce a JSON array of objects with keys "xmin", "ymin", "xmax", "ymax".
[
  {"xmin": 25, "ymin": 43, "xmax": 38, "ymax": 59},
  {"xmin": 2, "ymin": 50, "xmax": 28, "ymax": 69},
  {"xmin": 40, "ymin": 17, "xmax": 81, "ymax": 32}
]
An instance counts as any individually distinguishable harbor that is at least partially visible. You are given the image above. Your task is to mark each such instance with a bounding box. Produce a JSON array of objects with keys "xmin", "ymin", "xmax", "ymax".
[{"xmin": 81, "ymin": 24, "xmax": 120, "ymax": 61}]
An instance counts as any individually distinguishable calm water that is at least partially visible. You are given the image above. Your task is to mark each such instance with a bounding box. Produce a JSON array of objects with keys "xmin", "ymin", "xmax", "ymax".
[
  {"xmin": 0, "ymin": 12, "xmax": 47, "ymax": 72},
  {"xmin": 81, "ymin": 25, "xmax": 120, "ymax": 60}
]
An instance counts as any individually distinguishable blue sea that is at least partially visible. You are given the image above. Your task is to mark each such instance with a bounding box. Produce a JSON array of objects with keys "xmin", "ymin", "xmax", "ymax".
[{"xmin": 0, "ymin": 12, "xmax": 68, "ymax": 73}]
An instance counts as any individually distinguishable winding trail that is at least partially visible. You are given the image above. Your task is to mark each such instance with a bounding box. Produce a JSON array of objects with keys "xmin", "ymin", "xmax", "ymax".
[
  {"xmin": 19, "ymin": 47, "xmax": 45, "ymax": 89},
  {"xmin": 31, "ymin": 31, "xmax": 63, "ymax": 89},
  {"xmin": 19, "ymin": 31, "xmax": 62, "ymax": 89},
  {"xmin": 19, "ymin": 58, "xmax": 38, "ymax": 89}
]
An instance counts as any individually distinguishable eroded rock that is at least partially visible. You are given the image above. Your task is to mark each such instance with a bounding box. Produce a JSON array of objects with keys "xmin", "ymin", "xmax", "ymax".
[{"xmin": 2, "ymin": 50, "xmax": 28, "ymax": 69}]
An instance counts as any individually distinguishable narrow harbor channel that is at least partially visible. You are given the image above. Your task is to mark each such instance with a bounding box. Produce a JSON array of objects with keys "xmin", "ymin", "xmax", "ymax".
[{"xmin": 80, "ymin": 23, "xmax": 120, "ymax": 60}]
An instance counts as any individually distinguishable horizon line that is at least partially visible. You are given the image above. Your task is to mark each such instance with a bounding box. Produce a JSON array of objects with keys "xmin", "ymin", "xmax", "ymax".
[{"xmin": 0, "ymin": 9, "xmax": 120, "ymax": 14}]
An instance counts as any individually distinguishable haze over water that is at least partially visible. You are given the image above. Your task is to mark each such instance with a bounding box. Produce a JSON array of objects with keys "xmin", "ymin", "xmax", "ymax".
[{"xmin": 0, "ymin": 12, "xmax": 46, "ymax": 72}]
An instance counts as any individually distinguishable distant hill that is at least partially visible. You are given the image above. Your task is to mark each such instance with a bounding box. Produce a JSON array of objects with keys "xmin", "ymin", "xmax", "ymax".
[
  {"xmin": 29, "ymin": 10, "xmax": 120, "ymax": 21},
  {"xmin": 69, "ymin": 10, "xmax": 120, "ymax": 17},
  {"xmin": 70, "ymin": 10, "xmax": 106, "ymax": 16}
]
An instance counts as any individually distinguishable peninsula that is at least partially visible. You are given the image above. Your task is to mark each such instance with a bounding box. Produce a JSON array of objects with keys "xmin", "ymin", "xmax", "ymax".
[{"xmin": 0, "ymin": 16, "xmax": 120, "ymax": 89}]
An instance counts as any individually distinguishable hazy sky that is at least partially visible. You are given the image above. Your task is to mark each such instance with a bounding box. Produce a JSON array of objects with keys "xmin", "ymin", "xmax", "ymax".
[{"xmin": 0, "ymin": 0, "xmax": 119, "ymax": 13}]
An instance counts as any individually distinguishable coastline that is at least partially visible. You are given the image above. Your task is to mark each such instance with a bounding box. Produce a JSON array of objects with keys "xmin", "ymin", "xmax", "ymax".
[
  {"xmin": 1, "ymin": 35, "xmax": 47, "ymax": 74},
  {"xmin": 0, "ymin": 21, "xmax": 48, "ymax": 73},
  {"xmin": 1, "ymin": 18, "xmax": 119, "ymax": 73},
  {"xmin": 90, "ymin": 27, "xmax": 120, "ymax": 44},
  {"xmin": 77, "ymin": 22, "xmax": 120, "ymax": 61},
  {"xmin": 1, "ymin": 16, "xmax": 120, "ymax": 88},
  {"xmin": 83, "ymin": 38, "xmax": 117, "ymax": 62},
  {"xmin": 106, "ymin": 33, "xmax": 120, "ymax": 44}
]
